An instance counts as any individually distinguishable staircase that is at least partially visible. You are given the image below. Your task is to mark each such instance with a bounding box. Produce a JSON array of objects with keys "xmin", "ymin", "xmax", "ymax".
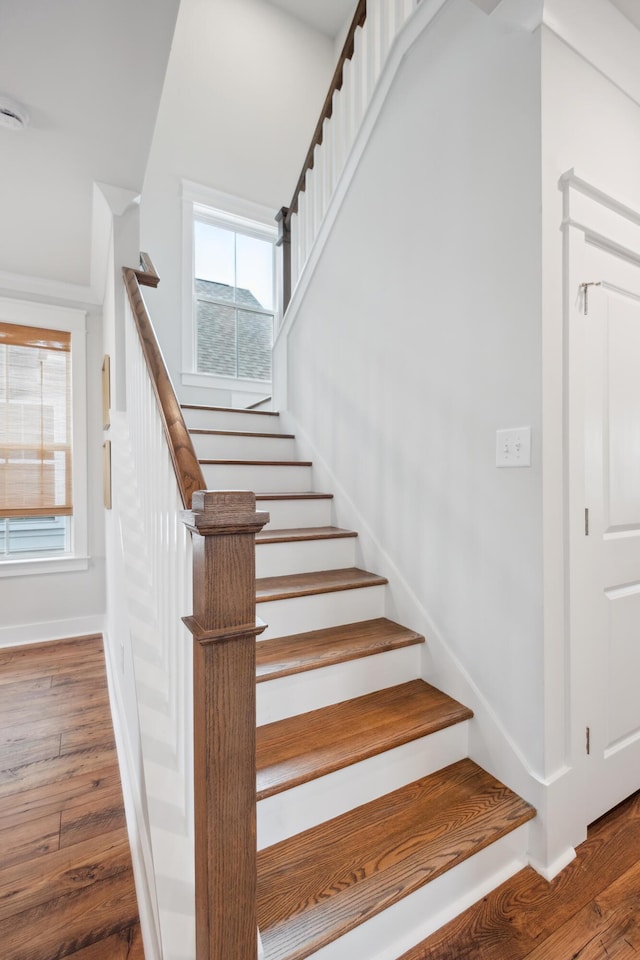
[{"xmin": 182, "ymin": 402, "xmax": 536, "ymax": 960}]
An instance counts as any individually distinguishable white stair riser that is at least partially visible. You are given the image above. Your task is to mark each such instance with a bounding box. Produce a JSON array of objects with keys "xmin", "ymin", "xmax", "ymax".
[
  {"xmin": 259, "ymin": 497, "xmax": 333, "ymax": 529},
  {"xmin": 258, "ymin": 584, "xmax": 386, "ymax": 639},
  {"xmin": 191, "ymin": 432, "xmax": 296, "ymax": 461},
  {"xmin": 257, "ymin": 644, "xmax": 422, "ymax": 725},
  {"xmin": 182, "ymin": 408, "xmax": 281, "ymax": 432},
  {"xmin": 200, "ymin": 462, "xmax": 312, "ymax": 492},
  {"xmin": 256, "ymin": 535, "xmax": 356, "ymax": 579},
  {"xmin": 258, "ymin": 722, "xmax": 469, "ymax": 848},
  {"xmin": 300, "ymin": 825, "xmax": 531, "ymax": 960}
]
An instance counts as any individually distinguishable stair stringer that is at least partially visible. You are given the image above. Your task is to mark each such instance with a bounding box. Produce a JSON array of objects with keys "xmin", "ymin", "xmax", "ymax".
[{"xmin": 272, "ymin": 410, "xmax": 576, "ymax": 880}]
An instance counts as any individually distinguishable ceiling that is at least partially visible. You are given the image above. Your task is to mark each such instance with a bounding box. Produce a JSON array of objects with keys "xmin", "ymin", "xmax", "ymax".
[
  {"xmin": 265, "ymin": 0, "xmax": 356, "ymax": 38},
  {"xmin": 0, "ymin": 0, "xmax": 180, "ymax": 293}
]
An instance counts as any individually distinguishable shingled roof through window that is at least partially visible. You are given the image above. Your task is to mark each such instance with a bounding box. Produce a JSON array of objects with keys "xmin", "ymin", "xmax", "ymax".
[{"xmin": 195, "ymin": 279, "xmax": 272, "ymax": 382}]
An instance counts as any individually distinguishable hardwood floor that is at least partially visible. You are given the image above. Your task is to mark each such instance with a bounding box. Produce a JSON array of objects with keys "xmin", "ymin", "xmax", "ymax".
[
  {"xmin": 398, "ymin": 787, "xmax": 640, "ymax": 960},
  {"xmin": 0, "ymin": 635, "xmax": 143, "ymax": 960}
]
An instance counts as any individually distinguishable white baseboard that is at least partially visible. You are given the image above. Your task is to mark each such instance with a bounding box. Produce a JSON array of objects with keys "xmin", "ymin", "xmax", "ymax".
[
  {"xmin": 0, "ymin": 614, "xmax": 105, "ymax": 648},
  {"xmin": 528, "ymin": 845, "xmax": 577, "ymax": 881},
  {"xmin": 102, "ymin": 628, "xmax": 163, "ymax": 960}
]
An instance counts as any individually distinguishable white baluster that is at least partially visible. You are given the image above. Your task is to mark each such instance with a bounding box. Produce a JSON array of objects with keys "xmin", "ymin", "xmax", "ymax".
[
  {"xmin": 331, "ymin": 87, "xmax": 345, "ymax": 187},
  {"xmin": 321, "ymin": 116, "xmax": 334, "ymax": 212},
  {"xmin": 341, "ymin": 57, "xmax": 355, "ymax": 159},
  {"xmin": 290, "ymin": 212, "xmax": 300, "ymax": 291},
  {"xmin": 351, "ymin": 25, "xmax": 365, "ymax": 133},
  {"xmin": 305, "ymin": 166, "xmax": 317, "ymax": 257},
  {"xmin": 297, "ymin": 188, "xmax": 309, "ymax": 274},
  {"xmin": 397, "ymin": 0, "xmax": 415, "ymax": 28},
  {"xmin": 314, "ymin": 142, "xmax": 326, "ymax": 226},
  {"xmin": 363, "ymin": 0, "xmax": 381, "ymax": 91}
]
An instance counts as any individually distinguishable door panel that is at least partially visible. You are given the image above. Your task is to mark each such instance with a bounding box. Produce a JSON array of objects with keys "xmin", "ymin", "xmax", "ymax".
[{"xmin": 581, "ymin": 243, "xmax": 640, "ymax": 824}]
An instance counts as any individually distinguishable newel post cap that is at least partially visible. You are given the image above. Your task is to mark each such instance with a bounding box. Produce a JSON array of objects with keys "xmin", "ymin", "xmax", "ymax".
[{"xmin": 181, "ymin": 489, "xmax": 269, "ymax": 537}]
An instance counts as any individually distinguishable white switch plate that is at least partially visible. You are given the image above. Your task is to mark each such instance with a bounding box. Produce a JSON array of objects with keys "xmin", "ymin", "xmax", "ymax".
[{"xmin": 496, "ymin": 427, "xmax": 531, "ymax": 467}]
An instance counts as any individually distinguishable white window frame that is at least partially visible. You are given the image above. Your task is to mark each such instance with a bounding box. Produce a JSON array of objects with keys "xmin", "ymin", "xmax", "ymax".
[
  {"xmin": 181, "ymin": 181, "xmax": 279, "ymax": 392},
  {"xmin": 0, "ymin": 297, "xmax": 88, "ymax": 578}
]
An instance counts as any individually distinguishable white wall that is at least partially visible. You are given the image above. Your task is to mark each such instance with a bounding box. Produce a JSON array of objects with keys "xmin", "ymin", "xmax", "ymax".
[
  {"xmin": 277, "ymin": 0, "xmax": 546, "ymax": 773},
  {"xmin": 140, "ymin": 0, "xmax": 337, "ymax": 405}
]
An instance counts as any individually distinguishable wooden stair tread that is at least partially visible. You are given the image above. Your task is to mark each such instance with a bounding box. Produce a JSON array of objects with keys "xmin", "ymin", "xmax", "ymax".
[
  {"xmin": 181, "ymin": 403, "xmax": 279, "ymax": 417},
  {"xmin": 190, "ymin": 428, "xmax": 295, "ymax": 439},
  {"xmin": 255, "ymin": 492, "xmax": 333, "ymax": 501},
  {"xmin": 257, "ymin": 679, "xmax": 471, "ymax": 799},
  {"xmin": 257, "ymin": 758, "xmax": 536, "ymax": 960},
  {"xmin": 256, "ymin": 526, "xmax": 356, "ymax": 545},
  {"xmin": 256, "ymin": 567, "xmax": 387, "ymax": 603},
  {"xmin": 256, "ymin": 618, "xmax": 424, "ymax": 682},
  {"xmin": 199, "ymin": 458, "xmax": 312, "ymax": 467}
]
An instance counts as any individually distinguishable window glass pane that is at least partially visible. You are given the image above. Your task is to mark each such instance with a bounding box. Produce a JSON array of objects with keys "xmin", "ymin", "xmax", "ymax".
[
  {"xmin": 0, "ymin": 325, "xmax": 72, "ymax": 518},
  {"xmin": 237, "ymin": 310, "xmax": 273, "ymax": 382},
  {"xmin": 197, "ymin": 301, "xmax": 237, "ymax": 377},
  {"xmin": 236, "ymin": 234, "xmax": 274, "ymax": 311},
  {"xmin": 5, "ymin": 516, "xmax": 67, "ymax": 555},
  {"xmin": 194, "ymin": 221, "xmax": 235, "ymax": 302}
]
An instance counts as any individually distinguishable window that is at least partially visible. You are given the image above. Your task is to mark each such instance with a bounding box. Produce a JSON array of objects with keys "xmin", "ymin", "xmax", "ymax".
[
  {"xmin": 182, "ymin": 183, "xmax": 278, "ymax": 395},
  {"xmin": 0, "ymin": 299, "xmax": 87, "ymax": 576},
  {"xmin": 194, "ymin": 222, "xmax": 274, "ymax": 382}
]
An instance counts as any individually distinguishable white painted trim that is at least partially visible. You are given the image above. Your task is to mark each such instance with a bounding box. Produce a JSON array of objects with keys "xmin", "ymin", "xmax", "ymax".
[
  {"xmin": 0, "ymin": 614, "xmax": 104, "ymax": 648},
  {"xmin": 0, "ymin": 270, "xmax": 99, "ymax": 307},
  {"xmin": 181, "ymin": 371, "xmax": 272, "ymax": 392},
  {"xmin": 102, "ymin": 627, "xmax": 163, "ymax": 960},
  {"xmin": 542, "ymin": 0, "xmax": 640, "ymax": 108},
  {"xmin": 528, "ymin": 845, "xmax": 576, "ymax": 881},
  {"xmin": 560, "ymin": 169, "xmax": 640, "ymax": 226},
  {"xmin": 492, "ymin": 0, "xmax": 544, "ymax": 30},
  {"xmin": 0, "ymin": 554, "xmax": 89, "ymax": 579},
  {"xmin": 181, "ymin": 180, "xmax": 277, "ymax": 227}
]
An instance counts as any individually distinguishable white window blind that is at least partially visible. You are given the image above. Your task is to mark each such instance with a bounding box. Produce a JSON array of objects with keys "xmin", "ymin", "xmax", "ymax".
[{"xmin": 0, "ymin": 322, "xmax": 72, "ymax": 518}]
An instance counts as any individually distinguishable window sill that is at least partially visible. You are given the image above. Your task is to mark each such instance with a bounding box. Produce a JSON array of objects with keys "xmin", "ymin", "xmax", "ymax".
[
  {"xmin": 181, "ymin": 371, "xmax": 272, "ymax": 391},
  {"xmin": 0, "ymin": 555, "xmax": 90, "ymax": 579}
]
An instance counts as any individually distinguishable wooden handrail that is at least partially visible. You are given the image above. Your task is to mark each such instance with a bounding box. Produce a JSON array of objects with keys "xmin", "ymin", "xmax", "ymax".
[
  {"xmin": 277, "ymin": 0, "xmax": 367, "ymax": 309},
  {"xmin": 287, "ymin": 0, "xmax": 367, "ymax": 222},
  {"xmin": 123, "ymin": 259, "xmax": 206, "ymax": 509},
  {"xmin": 182, "ymin": 491, "xmax": 269, "ymax": 960}
]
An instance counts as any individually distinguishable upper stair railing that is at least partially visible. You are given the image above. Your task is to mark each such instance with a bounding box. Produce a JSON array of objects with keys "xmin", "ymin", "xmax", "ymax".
[
  {"xmin": 277, "ymin": 0, "xmax": 416, "ymax": 311},
  {"xmin": 121, "ymin": 259, "xmax": 267, "ymax": 960}
]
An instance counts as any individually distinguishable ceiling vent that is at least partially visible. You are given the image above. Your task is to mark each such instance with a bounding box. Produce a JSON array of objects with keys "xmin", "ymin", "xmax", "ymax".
[{"xmin": 0, "ymin": 97, "xmax": 29, "ymax": 131}]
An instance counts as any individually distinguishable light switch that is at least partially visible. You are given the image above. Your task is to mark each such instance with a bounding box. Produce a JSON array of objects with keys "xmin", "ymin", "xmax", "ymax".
[{"xmin": 496, "ymin": 427, "xmax": 531, "ymax": 467}]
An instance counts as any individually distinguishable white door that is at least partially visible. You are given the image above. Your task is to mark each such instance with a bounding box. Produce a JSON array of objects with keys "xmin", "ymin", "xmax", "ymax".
[{"xmin": 577, "ymin": 242, "xmax": 640, "ymax": 824}]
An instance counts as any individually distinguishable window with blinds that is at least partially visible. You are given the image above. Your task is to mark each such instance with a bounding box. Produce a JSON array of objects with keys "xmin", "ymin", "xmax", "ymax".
[{"xmin": 0, "ymin": 322, "xmax": 73, "ymax": 524}]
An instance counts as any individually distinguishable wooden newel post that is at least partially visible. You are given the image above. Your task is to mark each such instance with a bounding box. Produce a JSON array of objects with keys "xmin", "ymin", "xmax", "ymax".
[
  {"xmin": 276, "ymin": 206, "xmax": 291, "ymax": 313},
  {"xmin": 182, "ymin": 490, "xmax": 269, "ymax": 960}
]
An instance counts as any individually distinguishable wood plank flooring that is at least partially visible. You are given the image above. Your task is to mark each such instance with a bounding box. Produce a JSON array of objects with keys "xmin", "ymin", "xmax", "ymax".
[
  {"xmin": 0, "ymin": 635, "xmax": 143, "ymax": 960},
  {"xmin": 398, "ymin": 786, "xmax": 640, "ymax": 960}
]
